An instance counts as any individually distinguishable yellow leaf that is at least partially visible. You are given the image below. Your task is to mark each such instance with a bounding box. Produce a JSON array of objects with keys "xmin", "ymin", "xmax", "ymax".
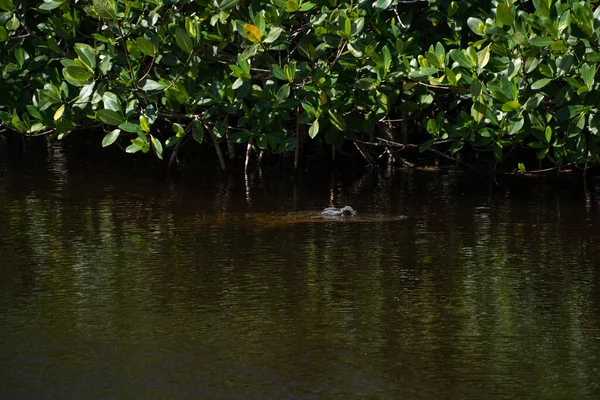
[
  {"xmin": 54, "ymin": 104, "xmax": 65, "ymax": 121},
  {"xmin": 319, "ymin": 91, "xmax": 327, "ymax": 105},
  {"xmin": 243, "ymin": 24, "xmax": 261, "ymax": 43}
]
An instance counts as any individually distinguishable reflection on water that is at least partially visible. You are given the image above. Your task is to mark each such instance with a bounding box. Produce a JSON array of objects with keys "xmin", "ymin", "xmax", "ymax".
[{"xmin": 1, "ymin": 141, "xmax": 600, "ymax": 399}]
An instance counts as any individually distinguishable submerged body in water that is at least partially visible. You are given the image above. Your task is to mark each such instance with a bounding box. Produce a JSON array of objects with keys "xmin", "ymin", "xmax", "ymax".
[{"xmin": 321, "ymin": 206, "xmax": 357, "ymax": 217}]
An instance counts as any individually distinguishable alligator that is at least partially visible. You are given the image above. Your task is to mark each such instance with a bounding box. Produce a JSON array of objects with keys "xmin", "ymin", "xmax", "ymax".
[{"xmin": 320, "ymin": 206, "xmax": 357, "ymax": 217}]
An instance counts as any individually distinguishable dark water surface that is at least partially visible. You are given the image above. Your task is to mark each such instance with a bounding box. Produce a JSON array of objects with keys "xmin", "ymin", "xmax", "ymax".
[{"xmin": 2, "ymin": 142, "xmax": 600, "ymax": 399}]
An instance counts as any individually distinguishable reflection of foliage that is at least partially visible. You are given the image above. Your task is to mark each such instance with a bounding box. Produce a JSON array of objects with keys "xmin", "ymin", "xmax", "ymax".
[
  {"xmin": 1, "ymin": 168, "xmax": 599, "ymax": 396},
  {"xmin": 2, "ymin": 0, "xmax": 600, "ymax": 169}
]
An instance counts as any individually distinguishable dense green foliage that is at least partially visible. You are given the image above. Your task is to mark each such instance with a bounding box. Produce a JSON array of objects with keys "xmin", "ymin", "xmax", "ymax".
[{"xmin": 2, "ymin": 0, "xmax": 600, "ymax": 170}]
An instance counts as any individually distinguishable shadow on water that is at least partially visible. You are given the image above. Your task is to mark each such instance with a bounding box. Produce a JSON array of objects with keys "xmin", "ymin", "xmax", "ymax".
[{"xmin": 1, "ymin": 140, "xmax": 600, "ymax": 399}]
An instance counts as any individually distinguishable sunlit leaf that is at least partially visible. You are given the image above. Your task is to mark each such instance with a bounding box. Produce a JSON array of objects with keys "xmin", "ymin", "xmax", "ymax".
[
  {"xmin": 264, "ymin": 27, "xmax": 283, "ymax": 43},
  {"xmin": 93, "ymin": 0, "xmax": 117, "ymax": 20},
  {"xmin": 74, "ymin": 43, "xmax": 97, "ymax": 71},
  {"xmin": 140, "ymin": 116, "xmax": 151, "ymax": 132},
  {"xmin": 374, "ymin": 0, "xmax": 392, "ymax": 11},
  {"xmin": 531, "ymin": 78, "xmax": 551, "ymax": 90},
  {"xmin": 53, "ymin": 104, "xmax": 65, "ymax": 121},
  {"xmin": 308, "ymin": 119, "xmax": 319, "ymax": 138},
  {"xmin": 501, "ymin": 101, "xmax": 520, "ymax": 112},
  {"xmin": 118, "ymin": 122, "xmax": 140, "ymax": 133},
  {"xmin": 496, "ymin": 4, "xmax": 513, "ymax": 26},
  {"xmin": 243, "ymin": 24, "xmax": 261, "ymax": 43},
  {"xmin": 0, "ymin": 0, "xmax": 14, "ymax": 11},
  {"xmin": 328, "ymin": 110, "xmax": 346, "ymax": 131},
  {"xmin": 140, "ymin": 79, "xmax": 168, "ymax": 91},
  {"xmin": 136, "ymin": 37, "xmax": 155, "ymax": 56},
  {"xmin": 150, "ymin": 135, "xmax": 163, "ymax": 160},
  {"xmin": 467, "ymin": 17, "xmax": 485, "ymax": 36},
  {"xmin": 102, "ymin": 129, "xmax": 121, "ymax": 147}
]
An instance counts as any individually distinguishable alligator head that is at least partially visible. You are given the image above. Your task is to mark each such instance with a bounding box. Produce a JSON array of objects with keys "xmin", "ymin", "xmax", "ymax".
[{"xmin": 321, "ymin": 206, "xmax": 357, "ymax": 217}]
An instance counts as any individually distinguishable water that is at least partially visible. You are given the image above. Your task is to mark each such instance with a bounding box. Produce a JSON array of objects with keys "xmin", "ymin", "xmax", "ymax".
[{"xmin": 1, "ymin": 141, "xmax": 600, "ymax": 399}]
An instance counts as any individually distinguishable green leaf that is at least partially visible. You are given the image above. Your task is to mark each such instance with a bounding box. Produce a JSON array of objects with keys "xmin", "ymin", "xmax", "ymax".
[
  {"xmin": 380, "ymin": 45, "xmax": 392, "ymax": 72},
  {"xmin": 0, "ymin": 26, "xmax": 8, "ymax": 42},
  {"xmin": 301, "ymin": 101, "xmax": 316, "ymax": 116},
  {"xmin": 276, "ymin": 84, "xmax": 290, "ymax": 103},
  {"xmin": 581, "ymin": 63, "xmax": 594, "ymax": 88},
  {"xmin": 166, "ymin": 136, "xmax": 180, "ymax": 148},
  {"xmin": 64, "ymin": 65, "xmax": 93, "ymax": 85},
  {"xmin": 448, "ymin": 1, "xmax": 458, "ymax": 17},
  {"xmin": 308, "ymin": 119, "xmax": 319, "ymax": 138},
  {"xmin": 328, "ymin": 110, "xmax": 346, "ymax": 131},
  {"xmin": 14, "ymin": 46, "xmax": 24, "ymax": 67},
  {"xmin": 426, "ymin": 117, "xmax": 439, "ymax": 135},
  {"xmin": 136, "ymin": 37, "xmax": 155, "ymax": 56},
  {"xmin": 283, "ymin": 62, "xmax": 295, "ymax": 82},
  {"xmin": 140, "ymin": 79, "xmax": 168, "ymax": 91},
  {"xmin": 556, "ymin": 105, "xmax": 583, "ymax": 120},
  {"xmin": 467, "ymin": 17, "xmax": 485, "ymax": 36},
  {"xmin": 374, "ymin": 0, "xmax": 392, "ymax": 11},
  {"xmin": 477, "ymin": 44, "xmax": 491, "ymax": 69},
  {"xmin": 39, "ymin": 0, "xmax": 64, "ymax": 10},
  {"xmin": 556, "ymin": 54, "xmax": 574, "ymax": 76},
  {"xmin": 470, "ymin": 79, "xmax": 483, "ymax": 97},
  {"xmin": 175, "ymin": 27, "xmax": 193, "ymax": 54},
  {"xmin": 97, "ymin": 109, "xmax": 124, "ymax": 125},
  {"xmin": 140, "ymin": 116, "xmax": 150, "ymax": 132},
  {"xmin": 118, "ymin": 122, "xmax": 140, "ymax": 133},
  {"xmin": 93, "ymin": 0, "xmax": 118, "ymax": 20},
  {"xmin": 502, "ymin": 101, "xmax": 520, "ymax": 112},
  {"xmin": 545, "ymin": 126, "xmax": 552, "ymax": 143},
  {"xmin": 125, "ymin": 143, "xmax": 142, "ymax": 153},
  {"xmin": 102, "ymin": 129, "xmax": 121, "ymax": 147},
  {"xmin": 524, "ymin": 94, "xmax": 544, "ymax": 111},
  {"xmin": 299, "ymin": 2, "xmax": 315, "ymax": 11},
  {"xmin": 218, "ymin": 0, "xmax": 239, "ymax": 11},
  {"xmin": 39, "ymin": 89, "xmax": 62, "ymax": 105},
  {"xmin": 352, "ymin": 17, "xmax": 365, "ymax": 36},
  {"xmin": 496, "ymin": 4, "xmax": 513, "ymax": 26},
  {"xmin": 586, "ymin": 52, "xmax": 600, "ymax": 63},
  {"xmin": 507, "ymin": 118, "xmax": 524, "ymax": 135},
  {"xmin": 529, "ymin": 36, "xmax": 553, "ymax": 47},
  {"xmin": 192, "ymin": 121, "xmax": 204, "ymax": 143},
  {"xmin": 471, "ymin": 99, "xmax": 486, "ymax": 123},
  {"xmin": 511, "ymin": 32, "xmax": 528, "ymax": 46},
  {"xmin": 0, "ymin": 0, "xmax": 14, "ymax": 11},
  {"xmin": 172, "ymin": 122, "xmax": 185, "ymax": 136},
  {"xmin": 449, "ymin": 49, "xmax": 473, "ymax": 69},
  {"xmin": 27, "ymin": 105, "xmax": 42, "ymax": 120},
  {"xmin": 419, "ymin": 138, "xmax": 435, "ymax": 153},
  {"xmin": 5, "ymin": 13, "xmax": 19, "ymax": 30},
  {"xmin": 74, "ymin": 43, "xmax": 97, "ymax": 71},
  {"xmin": 150, "ymin": 135, "xmax": 163, "ymax": 160},
  {"xmin": 531, "ymin": 78, "xmax": 551, "ymax": 90},
  {"xmin": 355, "ymin": 77, "xmax": 378, "ymax": 91},
  {"xmin": 270, "ymin": 64, "xmax": 287, "ymax": 80},
  {"xmin": 347, "ymin": 42, "xmax": 363, "ymax": 57},
  {"xmin": 264, "ymin": 27, "xmax": 283, "ymax": 43},
  {"xmin": 285, "ymin": 0, "xmax": 299, "ymax": 12},
  {"xmin": 532, "ymin": 0, "xmax": 550, "ymax": 18},
  {"xmin": 536, "ymin": 147, "xmax": 548, "ymax": 160},
  {"xmin": 102, "ymin": 91, "xmax": 120, "ymax": 112}
]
